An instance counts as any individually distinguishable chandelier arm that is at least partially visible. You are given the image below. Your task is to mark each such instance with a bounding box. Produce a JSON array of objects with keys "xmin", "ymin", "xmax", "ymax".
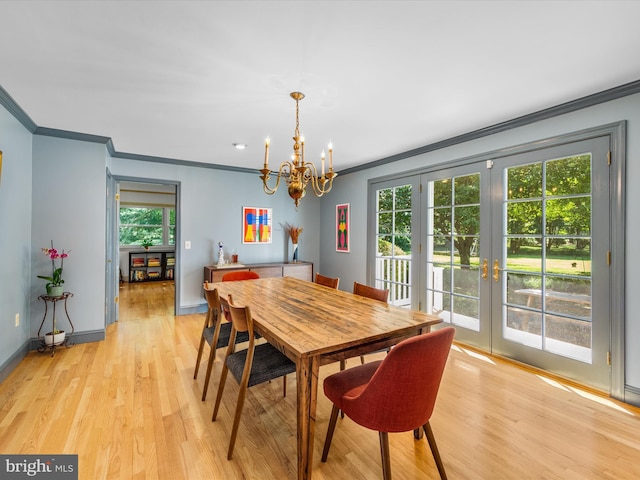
[
  {"xmin": 261, "ymin": 162, "xmax": 293, "ymax": 195},
  {"xmin": 303, "ymin": 161, "xmax": 336, "ymax": 196}
]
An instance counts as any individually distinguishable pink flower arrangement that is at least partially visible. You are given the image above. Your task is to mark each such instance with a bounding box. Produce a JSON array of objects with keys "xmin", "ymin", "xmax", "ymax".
[{"xmin": 37, "ymin": 241, "xmax": 70, "ymax": 288}]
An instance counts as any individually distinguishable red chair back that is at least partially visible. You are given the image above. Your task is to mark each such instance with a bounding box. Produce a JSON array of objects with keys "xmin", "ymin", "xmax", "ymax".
[
  {"xmin": 221, "ymin": 271, "xmax": 260, "ymax": 282},
  {"xmin": 353, "ymin": 281, "xmax": 389, "ymax": 303},
  {"xmin": 342, "ymin": 327, "xmax": 455, "ymax": 432},
  {"xmin": 315, "ymin": 273, "xmax": 340, "ymax": 289}
]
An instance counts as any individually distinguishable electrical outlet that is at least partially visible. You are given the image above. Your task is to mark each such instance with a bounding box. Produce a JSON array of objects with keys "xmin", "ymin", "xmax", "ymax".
[
  {"xmin": 185, "ymin": 240, "xmax": 191, "ymax": 250},
  {"xmin": 15, "ymin": 313, "xmax": 20, "ymax": 327}
]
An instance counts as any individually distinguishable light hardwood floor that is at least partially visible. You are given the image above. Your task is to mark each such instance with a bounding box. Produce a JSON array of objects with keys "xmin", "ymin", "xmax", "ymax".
[{"xmin": 1, "ymin": 281, "xmax": 639, "ymax": 480}]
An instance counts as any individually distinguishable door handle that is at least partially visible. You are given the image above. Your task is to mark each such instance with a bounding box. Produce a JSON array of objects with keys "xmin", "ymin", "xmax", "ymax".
[
  {"xmin": 493, "ymin": 260, "xmax": 500, "ymax": 282},
  {"xmin": 482, "ymin": 258, "xmax": 488, "ymax": 280}
]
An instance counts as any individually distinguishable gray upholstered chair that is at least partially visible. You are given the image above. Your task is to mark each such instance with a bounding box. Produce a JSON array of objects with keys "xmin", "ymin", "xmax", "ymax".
[
  {"xmin": 212, "ymin": 295, "xmax": 296, "ymax": 460},
  {"xmin": 193, "ymin": 282, "xmax": 250, "ymax": 401}
]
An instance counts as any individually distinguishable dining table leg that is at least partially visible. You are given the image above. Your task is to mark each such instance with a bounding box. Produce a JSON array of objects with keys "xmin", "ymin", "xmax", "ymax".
[{"xmin": 296, "ymin": 356, "xmax": 319, "ymax": 480}]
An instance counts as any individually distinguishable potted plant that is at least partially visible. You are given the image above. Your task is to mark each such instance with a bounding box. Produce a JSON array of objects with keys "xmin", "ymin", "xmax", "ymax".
[
  {"xmin": 141, "ymin": 237, "xmax": 153, "ymax": 251},
  {"xmin": 37, "ymin": 241, "xmax": 70, "ymax": 297},
  {"xmin": 44, "ymin": 329, "xmax": 66, "ymax": 346}
]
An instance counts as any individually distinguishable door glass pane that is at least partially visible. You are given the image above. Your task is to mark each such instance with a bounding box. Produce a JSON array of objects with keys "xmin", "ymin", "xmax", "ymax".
[
  {"xmin": 502, "ymin": 154, "xmax": 593, "ymax": 363},
  {"xmin": 433, "ymin": 179, "xmax": 451, "ymax": 206},
  {"xmin": 545, "ymin": 197, "xmax": 591, "ymax": 235},
  {"xmin": 378, "ymin": 212, "xmax": 392, "ymax": 234},
  {"xmin": 544, "ymin": 239, "xmax": 591, "ymax": 275},
  {"xmin": 546, "ymin": 154, "xmax": 590, "ymax": 195},
  {"xmin": 506, "ymin": 238, "xmax": 542, "ymax": 272},
  {"xmin": 454, "ymin": 265, "xmax": 480, "ymax": 298},
  {"xmin": 454, "ymin": 174, "xmax": 480, "ymax": 204},
  {"xmin": 507, "ymin": 201, "xmax": 542, "ymax": 235},
  {"xmin": 508, "ymin": 163, "xmax": 542, "ymax": 199},
  {"xmin": 433, "ymin": 207, "xmax": 451, "ymax": 234}
]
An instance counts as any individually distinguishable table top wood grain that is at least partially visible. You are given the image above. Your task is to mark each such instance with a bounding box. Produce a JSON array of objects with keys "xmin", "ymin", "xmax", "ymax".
[{"xmin": 210, "ymin": 276, "xmax": 441, "ymax": 360}]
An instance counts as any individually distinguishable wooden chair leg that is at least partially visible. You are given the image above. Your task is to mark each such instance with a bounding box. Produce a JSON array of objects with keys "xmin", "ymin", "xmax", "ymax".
[
  {"xmin": 212, "ymin": 363, "xmax": 230, "ymax": 421},
  {"xmin": 424, "ymin": 422, "xmax": 447, "ymax": 480},
  {"xmin": 194, "ymin": 335, "xmax": 206, "ymax": 378},
  {"xmin": 201, "ymin": 345, "xmax": 216, "ymax": 401},
  {"xmin": 227, "ymin": 375, "xmax": 251, "ymax": 460},
  {"xmin": 282, "ymin": 375, "xmax": 287, "ymax": 397},
  {"xmin": 203, "ymin": 319, "xmax": 223, "ymax": 401},
  {"xmin": 321, "ymin": 405, "xmax": 340, "ymax": 462},
  {"xmin": 194, "ymin": 312, "xmax": 210, "ymax": 379},
  {"xmin": 340, "ymin": 360, "xmax": 346, "ymax": 370},
  {"xmin": 378, "ymin": 431, "xmax": 392, "ymax": 480},
  {"xmin": 360, "ymin": 355, "xmax": 366, "ymax": 364}
]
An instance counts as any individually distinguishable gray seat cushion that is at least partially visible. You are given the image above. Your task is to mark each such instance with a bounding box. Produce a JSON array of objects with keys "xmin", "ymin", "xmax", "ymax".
[
  {"xmin": 203, "ymin": 322, "xmax": 250, "ymax": 349},
  {"xmin": 226, "ymin": 343, "xmax": 296, "ymax": 387}
]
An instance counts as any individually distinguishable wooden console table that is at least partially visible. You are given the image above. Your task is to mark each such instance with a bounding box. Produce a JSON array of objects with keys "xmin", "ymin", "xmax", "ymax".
[{"xmin": 204, "ymin": 261, "xmax": 313, "ymax": 283}]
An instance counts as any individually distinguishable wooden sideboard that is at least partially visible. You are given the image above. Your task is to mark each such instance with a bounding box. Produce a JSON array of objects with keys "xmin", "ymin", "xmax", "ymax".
[{"xmin": 204, "ymin": 261, "xmax": 313, "ymax": 283}]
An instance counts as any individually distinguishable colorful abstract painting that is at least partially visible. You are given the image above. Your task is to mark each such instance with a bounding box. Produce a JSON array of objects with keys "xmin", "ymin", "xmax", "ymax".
[
  {"xmin": 336, "ymin": 203, "xmax": 349, "ymax": 252},
  {"xmin": 243, "ymin": 207, "xmax": 272, "ymax": 244}
]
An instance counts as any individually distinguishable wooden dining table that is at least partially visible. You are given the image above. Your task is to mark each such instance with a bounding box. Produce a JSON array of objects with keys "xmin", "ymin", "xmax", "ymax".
[{"xmin": 208, "ymin": 276, "xmax": 442, "ymax": 480}]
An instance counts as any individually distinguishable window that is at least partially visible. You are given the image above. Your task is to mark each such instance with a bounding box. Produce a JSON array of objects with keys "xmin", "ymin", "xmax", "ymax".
[{"xmin": 120, "ymin": 207, "xmax": 175, "ymax": 247}]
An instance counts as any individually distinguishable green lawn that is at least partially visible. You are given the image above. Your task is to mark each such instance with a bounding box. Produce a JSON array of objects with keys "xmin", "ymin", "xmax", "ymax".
[{"xmin": 433, "ymin": 244, "xmax": 591, "ymax": 276}]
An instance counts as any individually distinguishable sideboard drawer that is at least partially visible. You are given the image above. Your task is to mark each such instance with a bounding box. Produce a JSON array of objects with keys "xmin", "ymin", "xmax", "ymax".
[
  {"xmin": 250, "ymin": 266, "xmax": 283, "ymax": 278},
  {"xmin": 283, "ymin": 263, "xmax": 312, "ymax": 281}
]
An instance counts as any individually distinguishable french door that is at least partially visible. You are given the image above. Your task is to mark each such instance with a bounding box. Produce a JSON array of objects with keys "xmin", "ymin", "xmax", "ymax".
[
  {"xmin": 488, "ymin": 137, "xmax": 610, "ymax": 390},
  {"xmin": 373, "ymin": 134, "xmax": 613, "ymax": 391}
]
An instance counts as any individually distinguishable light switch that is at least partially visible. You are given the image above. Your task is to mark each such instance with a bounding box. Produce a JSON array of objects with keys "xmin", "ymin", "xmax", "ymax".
[{"xmin": 185, "ymin": 240, "xmax": 191, "ymax": 250}]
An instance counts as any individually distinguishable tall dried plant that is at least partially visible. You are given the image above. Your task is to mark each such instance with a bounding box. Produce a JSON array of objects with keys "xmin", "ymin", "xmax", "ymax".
[{"xmin": 282, "ymin": 223, "xmax": 303, "ymax": 244}]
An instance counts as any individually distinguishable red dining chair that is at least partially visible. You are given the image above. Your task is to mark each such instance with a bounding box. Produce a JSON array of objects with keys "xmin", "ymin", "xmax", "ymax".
[
  {"xmin": 353, "ymin": 281, "xmax": 389, "ymax": 302},
  {"xmin": 212, "ymin": 295, "xmax": 296, "ymax": 460},
  {"xmin": 221, "ymin": 270, "xmax": 260, "ymax": 282},
  {"xmin": 315, "ymin": 272, "xmax": 340, "ymax": 289},
  {"xmin": 321, "ymin": 327, "xmax": 455, "ymax": 480},
  {"xmin": 314, "ymin": 272, "xmax": 343, "ymax": 369},
  {"xmin": 353, "ymin": 281, "xmax": 390, "ymax": 364}
]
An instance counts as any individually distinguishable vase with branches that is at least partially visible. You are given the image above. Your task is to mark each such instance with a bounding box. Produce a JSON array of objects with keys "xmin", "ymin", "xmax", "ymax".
[{"xmin": 282, "ymin": 223, "xmax": 303, "ymax": 262}]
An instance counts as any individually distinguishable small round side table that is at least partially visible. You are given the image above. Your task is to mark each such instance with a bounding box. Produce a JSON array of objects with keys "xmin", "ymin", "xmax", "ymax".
[{"xmin": 37, "ymin": 292, "xmax": 75, "ymax": 356}]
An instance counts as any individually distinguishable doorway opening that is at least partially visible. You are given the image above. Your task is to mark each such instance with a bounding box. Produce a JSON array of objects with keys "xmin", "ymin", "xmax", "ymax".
[{"xmin": 114, "ymin": 180, "xmax": 179, "ymax": 321}]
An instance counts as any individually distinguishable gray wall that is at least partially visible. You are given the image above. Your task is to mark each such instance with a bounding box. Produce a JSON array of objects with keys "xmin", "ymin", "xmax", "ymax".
[
  {"xmin": 319, "ymin": 92, "xmax": 640, "ymax": 400},
  {"xmin": 31, "ymin": 136, "xmax": 108, "ymax": 341},
  {"xmin": 0, "ymin": 103, "xmax": 33, "ymax": 375}
]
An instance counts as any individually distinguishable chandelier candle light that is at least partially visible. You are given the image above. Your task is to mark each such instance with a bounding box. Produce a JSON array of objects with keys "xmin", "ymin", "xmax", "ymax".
[{"xmin": 260, "ymin": 92, "xmax": 337, "ymax": 208}]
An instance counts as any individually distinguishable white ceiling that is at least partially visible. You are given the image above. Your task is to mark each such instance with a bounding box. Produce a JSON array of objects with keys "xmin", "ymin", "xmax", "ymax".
[{"xmin": 2, "ymin": 1, "xmax": 640, "ymax": 172}]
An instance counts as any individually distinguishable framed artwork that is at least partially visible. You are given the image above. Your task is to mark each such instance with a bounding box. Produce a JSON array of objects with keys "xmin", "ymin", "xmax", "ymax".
[
  {"xmin": 242, "ymin": 207, "xmax": 272, "ymax": 244},
  {"xmin": 336, "ymin": 203, "xmax": 350, "ymax": 252}
]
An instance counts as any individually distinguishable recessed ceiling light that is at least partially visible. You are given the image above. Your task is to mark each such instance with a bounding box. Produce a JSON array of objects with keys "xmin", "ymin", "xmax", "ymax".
[{"xmin": 233, "ymin": 143, "xmax": 247, "ymax": 150}]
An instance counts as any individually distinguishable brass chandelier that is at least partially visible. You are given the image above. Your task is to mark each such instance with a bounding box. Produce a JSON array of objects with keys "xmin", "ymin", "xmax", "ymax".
[{"xmin": 260, "ymin": 92, "xmax": 337, "ymax": 208}]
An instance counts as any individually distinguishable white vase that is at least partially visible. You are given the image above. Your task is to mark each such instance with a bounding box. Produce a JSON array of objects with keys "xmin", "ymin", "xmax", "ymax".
[
  {"xmin": 45, "ymin": 331, "xmax": 66, "ymax": 346},
  {"xmin": 292, "ymin": 243, "xmax": 299, "ymax": 262}
]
